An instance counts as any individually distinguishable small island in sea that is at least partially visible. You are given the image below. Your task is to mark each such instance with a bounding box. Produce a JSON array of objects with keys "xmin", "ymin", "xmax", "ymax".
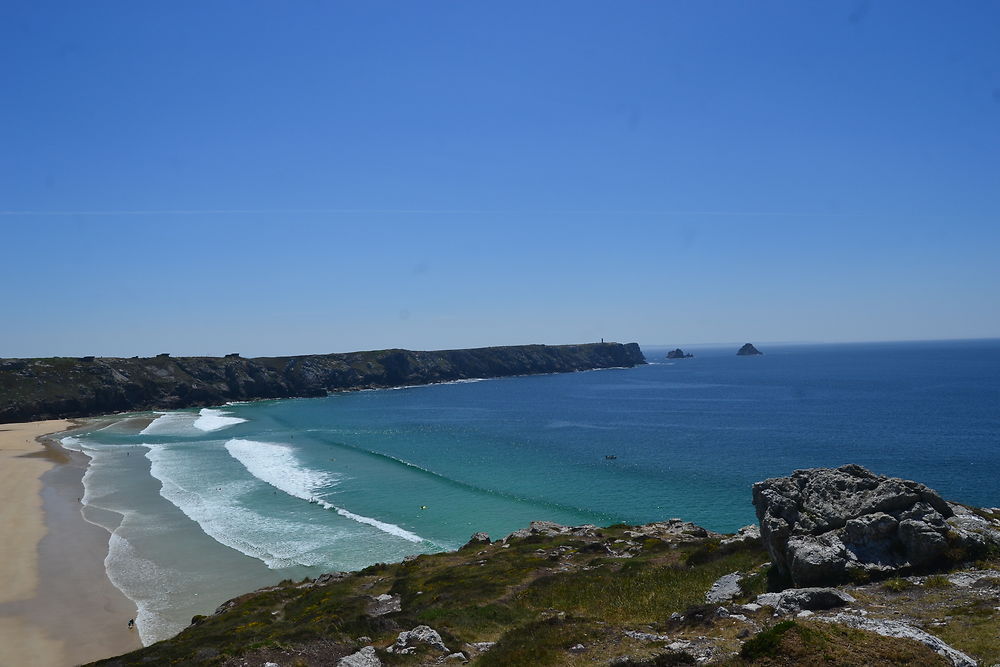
[
  {"xmin": 666, "ymin": 348, "xmax": 694, "ymax": 359},
  {"xmin": 737, "ymin": 343, "xmax": 763, "ymax": 356}
]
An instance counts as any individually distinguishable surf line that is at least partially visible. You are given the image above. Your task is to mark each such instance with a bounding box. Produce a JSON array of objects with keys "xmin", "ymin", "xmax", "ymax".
[{"xmin": 224, "ymin": 438, "xmax": 425, "ymax": 544}]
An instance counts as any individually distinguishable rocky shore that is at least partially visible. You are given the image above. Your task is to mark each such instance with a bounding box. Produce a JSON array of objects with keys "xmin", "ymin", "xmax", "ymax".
[
  {"xmin": 87, "ymin": 465, "xmax": 1000, "ymax": 667},
  {"xmin": 0, "ymin": 342, "xmax": 646, "ymax": 423}
]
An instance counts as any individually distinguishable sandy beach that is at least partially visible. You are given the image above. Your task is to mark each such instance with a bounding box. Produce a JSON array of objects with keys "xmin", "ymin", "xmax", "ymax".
[{"xmin": 0, "ymin": 420, "xmax": 141, "ymax": 667}]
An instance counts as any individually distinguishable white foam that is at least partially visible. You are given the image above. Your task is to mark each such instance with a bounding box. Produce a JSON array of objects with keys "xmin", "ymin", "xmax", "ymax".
[
  {"xmin": 145, "ymin": 444, "xmax": 339, "ymax": 568},
  {"xmin": 224, "ymin": 439, "xmax": 336, "ymax": 499},
  {"xmin": 193, "ymin": 408, "xmax": 247, "ymax": 432},
  {"xmin": 225, "ymin": 438, "xmax": 423, "ymax": 543},
  {"xmin": 105, "ymin": 531, "xmax": 178, "ymax": 646},
  {"xmin": 60, "ymin": 435, "xmax": 85, "ymax": 451},
  {"xmin": 140, "ymin": 412, "xmax": 196, "ymax": 435},
  {"xmin": 332, "ymin": 506, "xmax": 422, "ymax": 541}
]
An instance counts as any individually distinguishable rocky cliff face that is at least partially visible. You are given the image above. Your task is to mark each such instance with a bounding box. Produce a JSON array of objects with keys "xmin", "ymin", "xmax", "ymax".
[
  {"xmin": 753, "ymin": 464, "xmax": 1000, "ymax": 587},
  {"xmin": 0, "ymin": 342, "xmax": 646, "ymax": 423}
]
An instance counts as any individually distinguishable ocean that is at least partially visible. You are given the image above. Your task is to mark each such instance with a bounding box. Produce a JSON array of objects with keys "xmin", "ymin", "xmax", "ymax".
[{"xmin": 61, "ymin": 339, "xmax": 1000, "ymax": 645}]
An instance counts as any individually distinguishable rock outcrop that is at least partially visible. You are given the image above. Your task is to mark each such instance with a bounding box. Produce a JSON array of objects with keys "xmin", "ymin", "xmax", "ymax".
[
  {"xmin": 705, "ymin": 572, "xmax": 744, "ymax": 604},
  {"xmin": 736, "ymin": 343, "xmax": 762, "ymax": 356},
  {"xmin": 386, "ymin": 625, "xmax": 450, "ymax": 655},
  {"xmin": 337, "ymin": 646, "xmax": 382, "ymax": 667},
  {"xmin": 754, "ymin": 587, "xmax": 856, "ymax": 615},
  {"xmin": 753, "ymin": 464, "xmax": 1000, "ymax": 586},
  {"xmin": 666, "ymin": 348, "xmax": 693, "ymax": 359},
  {"xmin": 0, "ymin": 342, "xmax": 646, "ymax": 423}
]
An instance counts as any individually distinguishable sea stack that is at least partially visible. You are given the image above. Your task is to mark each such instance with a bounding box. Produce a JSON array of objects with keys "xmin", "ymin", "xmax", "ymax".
[
  {"xmin": 737, "ymin": 343, "xmax": 762, "ymax": 356},
  {"xmin": 666, "ymin": 348, "xmax": 693, "ymax": 359}
]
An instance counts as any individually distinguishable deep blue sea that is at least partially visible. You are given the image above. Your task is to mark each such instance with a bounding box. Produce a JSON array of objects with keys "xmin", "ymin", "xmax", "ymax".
[{"xmin": 63, "ymin": 339, "xmax": 1000, "ymax": 643}]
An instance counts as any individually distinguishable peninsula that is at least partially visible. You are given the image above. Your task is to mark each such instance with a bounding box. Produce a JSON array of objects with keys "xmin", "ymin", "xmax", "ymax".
[{"xmin": 0, "ymin": 342, "xmax": 646, "ymax": 423}]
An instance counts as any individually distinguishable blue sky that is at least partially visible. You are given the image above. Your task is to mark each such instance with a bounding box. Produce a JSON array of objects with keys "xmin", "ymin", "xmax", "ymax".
[{"xmin": 2, "ymin": 1, "xmax": 998, "ymax": 357}]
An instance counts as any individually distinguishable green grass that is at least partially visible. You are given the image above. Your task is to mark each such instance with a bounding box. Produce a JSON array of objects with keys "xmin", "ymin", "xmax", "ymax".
[
  {"xmin": 922, "ymin": 575, "xmax": 952, "ymax": 589},
  {"xmin": 721, "ymin": 620, "xmax": 952, "ymax": 666},
  {"xmin": 739, "ymin": 620, "xmax": 799, "ymax": 659},
  {"xmin": 881, "ymin": 578, "xmax": 914, "ymax": 593},
  {"xmin": 516, "ymin": 547, "xmax": 767, "ymax": 624}
]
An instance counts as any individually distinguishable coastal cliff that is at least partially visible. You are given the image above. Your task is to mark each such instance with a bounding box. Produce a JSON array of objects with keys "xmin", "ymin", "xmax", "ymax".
[{"xmin": 0, "ymin": 342, "xmax": 646, "ymax": 423}]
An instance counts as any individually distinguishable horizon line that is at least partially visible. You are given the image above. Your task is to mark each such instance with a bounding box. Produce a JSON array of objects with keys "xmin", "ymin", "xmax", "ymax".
[{"xmin": 0, "ymin": 207, "xmax": 851, "ymax": 218}]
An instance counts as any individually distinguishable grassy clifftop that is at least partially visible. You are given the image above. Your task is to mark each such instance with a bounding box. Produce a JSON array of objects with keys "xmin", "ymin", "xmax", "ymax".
[
  {"xmin": 0, "ymin": 342, "xmax": 645, "ymax": 423},
  {"xmin": 86, "ymin": 515, "xmax": 1000, "ymax": 667}
]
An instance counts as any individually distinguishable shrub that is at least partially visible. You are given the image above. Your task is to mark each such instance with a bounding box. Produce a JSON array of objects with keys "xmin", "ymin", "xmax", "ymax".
[{"xmin": 739, "ymin": 620, "xmax": 800, "ymax": 659}]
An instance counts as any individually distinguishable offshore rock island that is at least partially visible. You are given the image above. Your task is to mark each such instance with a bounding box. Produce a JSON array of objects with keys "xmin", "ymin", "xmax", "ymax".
[{"xmin": 0, "ymin": 342, "xmax": 646, "ymax": 423}]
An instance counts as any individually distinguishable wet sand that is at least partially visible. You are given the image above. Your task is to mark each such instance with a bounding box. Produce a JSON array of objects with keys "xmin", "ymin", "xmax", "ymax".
[{"xmin": 0, "ymin": 421, "xmax": 142, "ymax": 666}]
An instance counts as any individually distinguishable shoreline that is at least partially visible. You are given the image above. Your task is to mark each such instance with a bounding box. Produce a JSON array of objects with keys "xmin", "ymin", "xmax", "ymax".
[{"xmin": 0, "ymin": 420, "xmax": 141, "ymax": 666}]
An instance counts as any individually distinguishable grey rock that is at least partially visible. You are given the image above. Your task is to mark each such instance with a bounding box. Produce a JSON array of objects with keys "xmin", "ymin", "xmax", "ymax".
[
  {"xmin": 365, "ymin": 593, "xmax": 401, "ymax": 617},
  {"xmin": 444, "ymin": 652, "xmax": 467, "ymax": 662},
  {"xmin": 502, "ymin": 521, "xmax": 567, "ymax": 542},
  {"xmin": 529, "ymin": 520, "xmax": 568, "ymax": 535},
  {"xmin": 948, "ymin": 569, "xmax": 1000, "ymax": 588},
  {"xmin": 818, "ymin": 614, "xmax": 977, "ymax": 667},
  {"xmin": 705, "ymin": 572, "xmax": 744, "ymax": 604},
  {"xmin": 316, "ymin": 572, "xmax": 348, "ymax": 586},
  {"xmin": 787, "ymin": 534, "xmax": 849, "ymax": 585},
  {"xmin": 754, "ymin": 588, "xmax": 855, "ymax": 615},
  {"xmin": 337, "ymin": 646, "xmax": 382, "ymax": 667},
  {"xmin": 568, "ymin": 643, "xmax": 586, "ymax": 652},
  {"xmin": 623, "ymin": 518, "xmax": 718, "ymax": 543},
  {"xmin": 386, "ymin": 625, "xmax": 450, "ymax": 654},
  {"xmin": 624, "ymin": 630, "xmax": 672, "ymax": 641},
  {"xmin": 465, "ymin": 642, "xmax": 496, "ymax": 654},
  {"xmin": 752, "ymin": 465, "xmax": 998, "ymax": 586},
  {"xmin": 947, "ymin": 504, "xmax": 1000, "ymax": 553},
  {"xmin": 501, "ymin": 520, "xmax": 604, "ymax": 542},
  {"xmin": 720, "ymin": 524, "xmax": 761, "ymax": 549},
  {"xmin": 465, "ymin": 532, "xmax": 491, "ymax": 546}
]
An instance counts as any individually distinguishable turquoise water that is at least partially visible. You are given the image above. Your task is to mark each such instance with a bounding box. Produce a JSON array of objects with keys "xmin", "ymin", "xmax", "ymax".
[{"xmin": 65, "ymin": 339, "xmax": 1000, "ymax": 643}]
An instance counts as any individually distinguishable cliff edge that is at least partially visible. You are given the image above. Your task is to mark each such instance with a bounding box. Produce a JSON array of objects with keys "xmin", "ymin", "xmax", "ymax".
[
  {"xmin": 0, "ymin": 342, "xmax": 646, "ymax": 423},
  {"xmin": 87, "ymin": 466, "xmax": 1000, "ymax": 667}
]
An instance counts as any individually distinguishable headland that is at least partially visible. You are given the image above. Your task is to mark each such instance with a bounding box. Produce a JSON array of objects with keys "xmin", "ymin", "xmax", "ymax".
[{"xmin": 0, "ymin": 342, "xmax": 646, "ymax": 423}]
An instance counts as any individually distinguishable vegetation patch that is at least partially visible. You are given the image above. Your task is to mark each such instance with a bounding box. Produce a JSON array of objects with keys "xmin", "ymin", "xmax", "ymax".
[
  {"xmin": 881, "ymin": 578, "xmax": 914, "ymax": 593},
  {"xmin": 728, "ymin": 620, "xmax": 951, "ymax": 666}
]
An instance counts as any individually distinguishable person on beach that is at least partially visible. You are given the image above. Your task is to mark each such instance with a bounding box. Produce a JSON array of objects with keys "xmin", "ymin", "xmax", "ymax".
[{"xmin": 128, "ymin": 618, "xmax": 134, "ymax": 629}]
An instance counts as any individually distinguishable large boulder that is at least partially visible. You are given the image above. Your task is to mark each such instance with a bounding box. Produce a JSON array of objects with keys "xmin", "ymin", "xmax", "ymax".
[
  {"xmin": 386, "ymin": 625, "xmax": 450, "ymax": 655},
  {"xmin": 337, "ymin": 646, "xmax": 382, "ymax": 667},
  {"xmin": 752, "ymin": 464, "xmax": 1000, "ymax": 586},
  {"xmin": 754, "ymin": 587, "xmax": 856, "ymax": 615}
]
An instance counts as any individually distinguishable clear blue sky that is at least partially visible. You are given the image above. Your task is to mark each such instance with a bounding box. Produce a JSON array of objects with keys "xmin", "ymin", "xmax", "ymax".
[{"xmin": 2, "ymin": 1, "xmax": 998, "ymax": 357}]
